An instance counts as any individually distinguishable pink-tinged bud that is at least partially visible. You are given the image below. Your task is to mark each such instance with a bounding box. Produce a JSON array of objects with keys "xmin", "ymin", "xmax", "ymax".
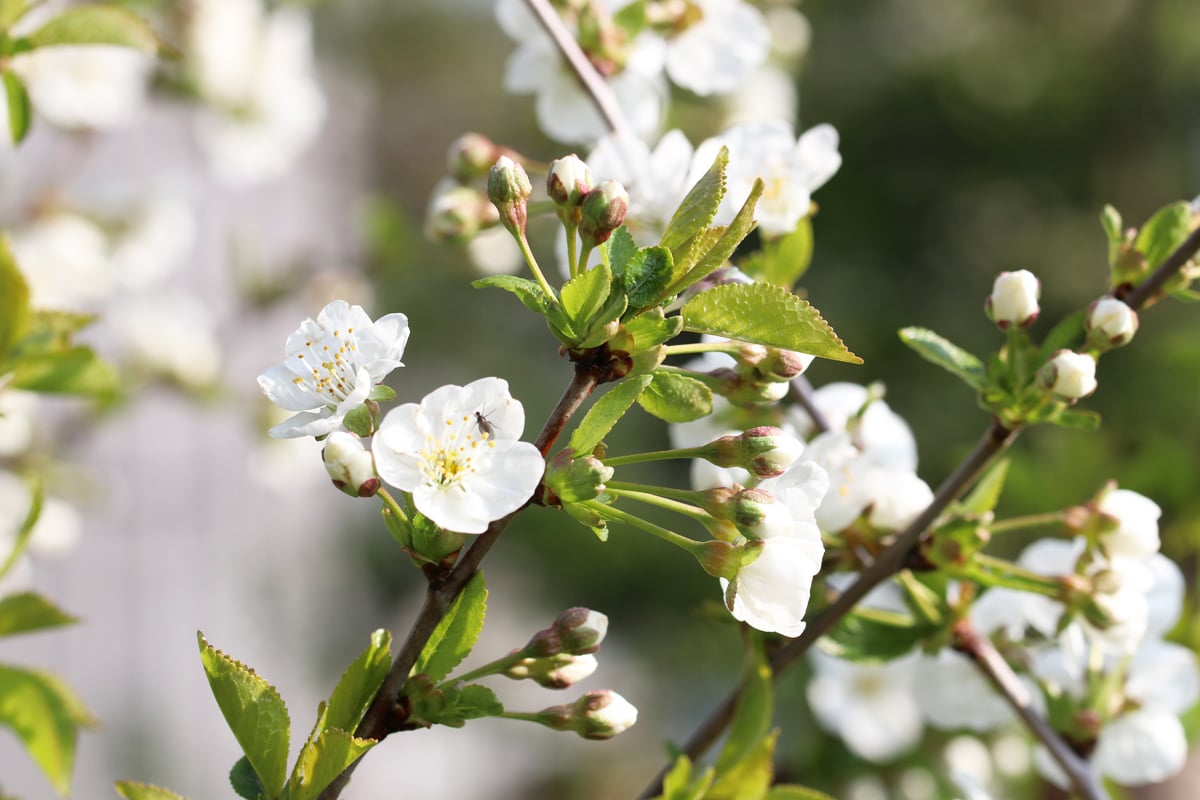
[
  {"xmin": 1038, "ymin": 350, "xmax": 1097, "ymax": 401},
  {"xmin": 694, "ymin": 539, "xmax": 742, "ymax": 579},
  {"xmin": 322, "ymin": 431, "xmax": 379, "ymax": 497},
  {"xmin": 524, "ymin": 607, "xmax": 609, "ymax": 657},
  {"xmin": 711, "ymin": 367, "xmax": 791, "ymax": 407},
  {"xmin": 537, "ymin": 690, "xmax": 638, "ymax": 739},
  {"xmin": 728, "ymin": 488, "xmax": 793, "ymax": 540},
  {"xmin": 758, "ymin": 348, "xmax": 814, "ymax": 380},
  {"xmin": 505, "ymin": 653, "xmax": 599, "ymax": 689},
  {"xmin": 1085, "ymin": 296, "xmax": 1138, "ymax": 350},
  {"xmin": 425, "ymin": 179, "xmax": 498, "ymax": 243},
  {"xmin": 579, "ymin": 180, "xmax": 629, "ymax": 247},
  {"xmin": 986, "ymin": 270, "xmax": 1040, "ymax": 329},
  {"xmin": 705, "ymin": 427, "xmax": 803, "ymax": 478},
  {"xmin": 547, "ymin": 154, "xmax": 594, "ymax": 214},
  {"xmin": 487, "ymin": 156, "xmax": 533, "ymax": 236},
  {"xmin": 446, "ymin": 132, "xmax": 500, "ymax": 181}
]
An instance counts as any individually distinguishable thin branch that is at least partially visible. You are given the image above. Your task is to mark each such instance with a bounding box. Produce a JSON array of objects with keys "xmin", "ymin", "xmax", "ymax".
[
  {"xmin": 788, "ymin": 376, "xmax": 832, "ymax": 435},
  {"xmin": 954, "ymin": 621, "xmax": 1110, "ymax": 800},
  {"xmin": 523, "ymin": 0, "xmax": 634, "ymax": 141},
  {"xmin": 637, "ymin": 418, "xmax": 1020, "ymax": 799},
  {"xmin": 1121, "ymin": 224, "xmax": 1200, "ymax": 311},
  {"xmin": 317, "ymin": 366, "xmax": 601, "ymax": 800}
]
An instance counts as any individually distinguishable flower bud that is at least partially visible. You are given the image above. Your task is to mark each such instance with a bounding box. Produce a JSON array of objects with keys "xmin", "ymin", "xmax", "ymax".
[
  {"xmin": 722, "ymin": 488, "xmax": 793, "ymax": 540},
  {"xmin": 505, "ymin": 653, "xmax": 598, "ymax": 689},
  {"xmin": 986, "ymin": 269, "xmax": 1040, "ymax": 329},
  {"xmin": 425, "ymin": 180, "xmax": 498, "ymax": 243},
  {"xmin": 322, "ymin": 431, "xmax": 380, "ymax": 497},
  {"xmin": 1038, "ymin": 350, "xmax": 1097, "ymax": 401},
  {"xmin": 542, "ymin": 450, "xmax": 613, "ymax": 506},
  {"xmin": 487, "ymin": 156, "xmax": 533, "ymax": 236},
  {"xmin": 711, "ymin": 368, "xmax": 791, "ymax": 407},
  {"xmin": 1085, "ymin": 296, "xmax": 1138, "ymax": 350},
  {"xmin": 446, "ymin": 132, "xmax": 500, "ymax": 181},
  {"xmin": 524, "ymin": 607, "xmax": 609, "ymax": 657},
  {"xmin": 693, "ymin": 539, "xmax": 747, "ymax": 579},
  {"xmin": 757, "ymin": 347, "xmax": 814, "ymax": 380},
  {"xmin": 537, "ymin": 689, "xmax": 638, "ymax": 739},
  {"xmin": 578, "ymin": 180, "xmax": 629, "ymax": 247},
  {"xmin": 546, "ymin": 155, "xmax": 594, "ymax": 220}
]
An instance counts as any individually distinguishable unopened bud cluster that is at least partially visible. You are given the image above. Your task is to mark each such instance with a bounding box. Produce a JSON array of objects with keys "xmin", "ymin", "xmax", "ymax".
[
  {"xmin": 578, "ymin": 179, "xmax": 629, "ymax": 247},
  {"xmin": 546, "ymin": 155, "xmax": 593, "ymax": 225}
]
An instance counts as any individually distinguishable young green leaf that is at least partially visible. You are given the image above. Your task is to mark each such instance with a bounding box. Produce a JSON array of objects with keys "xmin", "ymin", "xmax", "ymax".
[
  {"xmin": 425, "ymin": 682, "xmax": 504, "ymax": 727},
  {"xmin": 0, "ymin": 236, "xmax": 29, "ymax": 361},
  {"xmin": 197, "ymin": 632, "xmax": 291, "ymax": 799},
  {"xmin": 653, "ymin": 755, "xmax": 715, "ymax": 800},
  {"xmin": 228, "ymin": 757, "xmax": 265, "ymax": 800},
  {"xmin": 622, "ymin": 246, "xmax": 674, "ymax": 310},
  {"xmin": 0, "ymin": 664, "xmax": 95, "ymax": 796},
  {"xmin": 683, "ymin": 282, "xmax": 861, "ymax": 363},
  {"xmin": 1052, "ymin": 408, "xmax": 1102, "ymax": 431},
  {"xmin": 286, "ymin": 729, "xmax": 375, "ymax": 800},
  {"xmin": 898, "ymin": 327, "xmax": 986, "ymax": 390},
  {"xmin": 568, "ymin": 374, "xmax": 653, "ymax": 456},
  {"xmin": 368, "ymin": 384, "xmax": 396, "ymax": 401},
  {"xmin": 26, "ymin": 6, "xmax": 161, "ymax": 53},
  {"xmin": 607, "ymin": 225, "xmax": 638, "ymax": 276},
  {"xmin": 2, "ymin": 72, "xmax": 30, "ymax": 144},
  {"xmin": 0, "ymin": 592, "xmax": 78, "ymax": 638},
  {"xmin": 708, "ymin": 730, "xmax": 778, "ymax": 800},
  {"xmin": 323, "ymin": 629, "xmax": 391, "ymax": 735},
  {"xmin": 636, "ymin": 371, "xmax": 712, "ymax": 423},
  {"xmin": 1134, "ymin": 201, "xmax": 1191, "ymax": 274},
  {"xmin": 763, "ymin": 786, "xmax": 837, "ymax": 800},
  {"xmin": 667, "ymin": 179, "xmax": 762, "ymax": 298},
  {"xmin": 0, "ymin": 473, "xmax": 40, "ymax": 582},
  {"xmin": 957, "ymin": 458, "xmax": 1010, "ymax": 516},
  {"xmin": 824, "ymin": 607, "xmax": 928, "ymax": 662},
  {"xmin": 561, "ymin": 261, "xmax": 612, "ymax": 331},
  {"xmin": 115, "ymin": 781, "xmax": 190, "ymax": 800},
  {"xmin": 8, "ymin": 346, "xmax": 120, "ymax": 399},
  {"xmin": 0, "ymin": 0, "xmax": 27, "ymax": 29},
  {"xmin": 1037, "ymin": 310, "xmax": 1085, "ymax": 360},
  {"xmin": 660, "ymin": 147, "xmax": 727, "ymax": 252},
  {"xmin": 412, "ymin": 572, "xmax": 487, "ymax": 683},
  {"xmin": 472, "ymin": 275, "xmax": 548, "ymax": 315},
  {"xmin": 740, "ymin": 217, "xmax": 813, "ymax": 289},
  {"xmin": 710, "ymin": 639, "xmax": 773, "ymax": 800}
]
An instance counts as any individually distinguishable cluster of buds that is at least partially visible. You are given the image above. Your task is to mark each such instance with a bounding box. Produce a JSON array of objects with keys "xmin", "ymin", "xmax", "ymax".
[
  {"xmin": 322, "ymin": 432, "xmax": 380, "ymax": 497},
  {"xmin": 424, "ymin": 133, "xmax": 511, "ymax": 243},
  {"xmin": 702, "ymin": 426, "xmax": 804, "ymax": 479}
]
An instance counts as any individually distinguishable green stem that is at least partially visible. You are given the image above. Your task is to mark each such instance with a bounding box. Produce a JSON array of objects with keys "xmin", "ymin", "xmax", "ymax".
[
  {"xmin": 516, "ymin": 230, "xmax": 559, "ymax": 303},
  {"xmin": 583, "ymin": 500, "xmax": 706, "ymax": 557},
  {"xmin": 663, "ymin": 342, "xmax": 744, "ymax": 357},
  {"xmin": 377, "ymin": 487, "xmax": 409, "ymax": 524},
  {"xmin": 565, "ymin": 222, "xmax": 580, "ymax": 278},
  {"xmin": 498, "ymin": 710, "xmax": 544, "ymax": 724},
  {"xmin": 449, "ymin": 649, "xmax": 528, "ymax": 685},
  {"xmin": 603, "ymin": 446, "xmax": 706, "ymax": 468},
  {"xmin": 605, "ymin": 483, "xmax": 714, "ymax": 526},
  {"xmin": 987, "ymin": 510, "xmax": 1067, "ymax": 534},
  {"xmin": 577, "ymin": 243, "xmax": 595, "ymax": 274},
  {"xmin": 968, "ymin": 553, "xmax": 1063, "ymax": 597}
]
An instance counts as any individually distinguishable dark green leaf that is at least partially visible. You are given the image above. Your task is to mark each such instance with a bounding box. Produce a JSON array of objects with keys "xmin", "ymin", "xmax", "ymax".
[
  {"xmin": 622, "ymin": 246, "xmax": 673, "ymax": 310},
  {"xmin": 2, "ymin": 72, "xmax": 30, "ymax": 144},
  {"xmin": 568, "ymin": 374, "xmax": 653, "ymax": 455},
  {"xmin": 115, "ymin": 781, "xmax": 190, "ymax": 800},
  {"xmin": 0, "ymin": 664, "xmax": 94, "ymax": 796},
  {"xmin": 683, "ymin": 282, "xmax": 861, "ymax": 363},
  {"xmin": 823, "ymin": 608, "xmax": 927, "ymax": 662},
  {"xmin": 286, "ymin": 729, "xmax": 375, "ymax": 800},
  {"xmin": 660, "ymin": 147, "xmax": 727, "ymax": 253},
  {"xmin": 898, "ymin": 326, "xmax": 986, "ymax": 389},
  {"xmin": 0, "ymin": 592, "xmax": 78, "ymax": 638},
  {"xmin": 228, "ymin": 757, "xmax": 264, "ymax": 800},
  {"xmin": 606, "ymin": 226, "xmax": 637, "ymax": 276},
  {"xmin": 636, "ymin": 371, "xmax": 712, "ymax": 423},
  {"xmin": 1053, "ymin": 408, "xmax": 1102, "ymax": 431},
  {"xmin": 1135, "ymin": 201, "xmax": 1190, "ymax": 273},
  {"xmin": 27, "ymin": 6, "xmax": 161, "ymax": 53},
  {"xmin": 323, "ymin": 629, "xmax": 391, "ymax": 735},
  {"xmin": 472, "ymin": 275, "xmax": 548, "ymax": 315},
  {"xmin": 412, "ymin": 572, "xmax": 486, "ymax": 683},
  {"xmin": 0, "ymin": 236, "xmax": 29, "ymax": 361},
  {"xmin": 197, "ymin": 632, "xmax": 290, "ymax": 799}
]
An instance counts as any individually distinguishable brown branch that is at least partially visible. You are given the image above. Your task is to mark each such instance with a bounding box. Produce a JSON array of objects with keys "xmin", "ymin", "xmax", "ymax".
[
  {"xmin": 788, "ymin": 376, "xmax": 832, "ymax": 435},
  {"xmin": 317, "ymin": 366, "xmax": 600, "ymax": 800},
  {"xmin": 954, "ymin": 621, "xmax": 1109, "ymax": 800},
  {"xmin": 523, "ymin": 0, "xmax": 634, "ymax": 142},
  {"xmin": 1121, "ymin": 224, "xmax": 1200, "ymax": 311},
  {"xmin": 637, "ymin": 418, "xmax": 1020, "ymax": 799}
]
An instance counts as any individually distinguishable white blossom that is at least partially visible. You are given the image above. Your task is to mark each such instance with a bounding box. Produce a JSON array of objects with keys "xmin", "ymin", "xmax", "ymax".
[
  {"xmin": 588, "ymin": 129, "xmax": 696, "ymax": 245},
  {"xmin": 372, "ymin": 377, "xmax": 544, "ymax": 534},
  {"xmin": 985, "ymin": 270, "xmax": 1040, "ymax": 329},
  {"xmin": 0, "ymin": 390, "xmax": 37, "ymax": 457},
  {"xmin": 1096, "ymin": 488, "xmax": 1160, "ymax": 559},
  {"xmin": 13, "ymin": 45, "xmax": 153, "ymax": 130},
  {"xmin": 11, "ymin": 211, "xmax": 112, "ymax": 311},
  {"xmin": 807, "ymin": 650, "xmax": 924, "ymax": 762},
  {"xmin": 914, "ymin": 650, "xmax": 1013, "ymax": 732},
  {"xmin": 663, "ymin": 0, "xmax": 769, "ymax": 96},
  {"xmin": 787, "ymin": 382, "xmax": 918, "ymax": 470},
  {"xmin": 258, "ymin": 300, "xmax": 409, "ymax": 438}
]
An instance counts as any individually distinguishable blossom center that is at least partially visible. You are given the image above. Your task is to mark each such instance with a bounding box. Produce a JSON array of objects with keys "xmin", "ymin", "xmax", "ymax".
[
  {"xmin": 292, "ymin": 326, "xmax": 359, "ymax": 404},
  {"xmin": 419, "ymin": 414, "xmax": 496, "ymax": 488}
]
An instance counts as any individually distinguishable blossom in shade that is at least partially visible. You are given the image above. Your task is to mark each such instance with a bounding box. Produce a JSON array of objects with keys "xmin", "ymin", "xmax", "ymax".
[
  {"xmin": 258, "ymin": 300, "xmax": 409, "ymax": 438},
  {"xmin": 372, "ymin": 377, "xmax": 544, "ymax": 534}
]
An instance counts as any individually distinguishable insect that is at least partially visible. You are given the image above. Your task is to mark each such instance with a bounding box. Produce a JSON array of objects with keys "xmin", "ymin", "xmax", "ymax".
[{"xmin": 473, "ymin": 408, "xmax": 499, "ymax": 438}]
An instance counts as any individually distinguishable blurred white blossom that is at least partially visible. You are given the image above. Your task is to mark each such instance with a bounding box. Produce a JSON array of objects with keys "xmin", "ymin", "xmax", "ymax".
[
  {"xmin": 807, "ymin": 649, "xmax": 924, "ymax": 762},
  {"xmin": 13, "ymin": 45, "xmax": 153, "ymax": 131},
  {"xmin": 662, "ymin": 0, "xmax": 769, "ymax": 96},
  {"xmin": 11, "ymin": 211, "xmax": 112, "ymax": 311}
]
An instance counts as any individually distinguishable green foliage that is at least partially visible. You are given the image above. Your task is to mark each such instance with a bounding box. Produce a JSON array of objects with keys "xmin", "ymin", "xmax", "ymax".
[
  {"xmin": 114, "ymin": 781, "xmax": 189, "ymax": 800},
  {"xmin": 654, "ymin": 755, "xmax": 715, "ymax": 800},
  {"xmin": 0, "ymin": 236, "xmax": 29, "ymax": 359},
  {"xmin": 739, "ymin": 219, "xmax": 814, "ymax": 289},
  {"xmin": 1, "ymin": 72, "xmax": 29, "ymax": 144},
  {"xmin": 557, "ymin": 260, "xmax": 627, "ymax": 347},
  {"xmin": 323, "ymin": 629, "xmax": 391, "ymax": 734},
  {"xmin": 0, "ymin": 592, "xmax": 78, "ymax": 638},
  {"xmin": 1037, "ymin": 310, "xmax": 1086, "ymax": 359},
  {"xmin": 228, "ymin": 757, "xmax": 265, "ymax": 800},
  {"xmin": 407, "ymin": 512, "xmax": 466, "ymax": 566},
  {"xmin": 0, "ymin": 664, "xmax": 95, "ymax": 796},
  {"xmin": 897, "ymin": 327, "xmax": 987, "ymax": 390},
  {"xmin": 7, "ymin": 345, "xmax": 121, "ymax": 399},
  {"xmin": 412, "ymin": 572, "xmax": 486, "ymax": 682},
  {"xmin": 197, "ymin": 632, "xmax": 291, "ymax": 799},
  {"xmin": 0, "ymin": 0, "xmax": 27, "ymax": 29},
  {"xmin": 762, "ymin": 787, "xmax": 836, "ymax": 800},
  {"xmin": 667, "ymin": 181, "xmax": 762, "ymax": 299},
  {"xmin": 414, "ymin": 681, "xmax": 503, "ymax": 728},
  {"xmin": 622, "ymin": 246, "xmax": 675, "ymax": 311},
  {"xmin": 285, "ymin": 730, "xmax": 375, "ymax": 800},
  {"xmin": 368, "ymin": 384, "xmax": 396, "ymax": 401},
  {"xmin": 661, "ymin": 147, "xmax": 727, "ymax": 253},
  {"xmin": 1133, "ymin": 201, "xmax": 1191, "ymax": 277},
  {"xmin": 342, "ymin": 403, "xmax": 374, "ymax": 436},
  {"xmin": 0, "ymin": 474, "xmax": 39, "ymax": 583},
  {"xmin": 682, "ymin": 282, "xmax": 861, "ymax": 364},
  {"xmin": 823, "ymin": 607, "xmax": 931, "ymax": 662},
  {"xmin": 472, "ymin": 275, "xmax": 548, "ymax": 315},
  {"xmin": 957, "ymin": 458, "xmax": 1010, "ymax": 515},
  {"xmin": 637, "ymin": 370, "xmax": 712, "ymax": 423},
  {"xmin": 709, "ymin": 639, "xmax": 774, "ymax": 800},
  {"xmin": 25, "ymin": 6, "xmax": 162, "ymax": 54},
  {"xmin": 606, "ymin": 225, "xmax": 638, "ymax": 276},
  {"xmin": 569, "ymin": 374, "xmax": 653, "ymax": 455}
]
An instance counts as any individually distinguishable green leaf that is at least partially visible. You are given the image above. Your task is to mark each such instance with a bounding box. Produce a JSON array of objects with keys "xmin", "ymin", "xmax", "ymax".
[
  {"xmin": 472, "ymin": 275, "xmax": 548, "ymax": 315},
  {"xmin": 741, "ymin": 218, "xmax": 814, "ymax": 289},
  {"xmin": 568, "ymin": 374, "xmax": 653, "ymax": 455},
  {"xmin": 197, "ymin": 632, "xmax": 291, "ymax": 799},
  {"xmin": 636, "ymin": 371, "xmax": 712, "ymax": 423},
  {"xmin": 26, "ymin": 6, "xmax": 161, "ymax": 53},
  {"xmin": 823, "ymin": 607, "xmax": 927, "ymax": 662},
  {"xmin": 607, "ymin": 225, "xmax": 637, "ymax": 276},
  {"xmin": 286, "ymin": 729, "xmax": 375, "ymax": 800},
  {"xmin": 709, "ymin": 730, "xmax": 777, "ymax": 800},
  {"xmin": 412, "ymin": 572, "xmax": 486, "ymax": 683},
  {"xmin": 660, "ymin": 147, "xmax": 727, "ymax": 253},
  {"xmin": 228, "ymin": 757, "xmax": 264, "ymax": 800},
  {"xmin": 0, "ymin": 664, "xmax": 95, "ymax": 796},
  {"xmin": 668, "ymin": 179, "xmax": 762, "ymax": 298},
  {"xmin": 115, "ymin": 781, "xmax": 189, "ymax": 800},
  {"xmin": 611, "ymin": 0, "xmax": 646, "ymax": 37},
  {"xmin": 367, "ymin": 385, "xmax": 396, "ymax": 401},
  {"xmin": 623, "ymin": 308, "xmax": 683, "ymax": 351},
  {"xmin": 1134, "ymin": 201, "xmax": 1191, "ymax": 272},
  {"xmin": 561, "ymin": 261, "xmax": 613, "ymax": 343},
  {"xmin": 763, "ymin": 786, "xmax": 836, "ymax": 800},
  {"xmin": 622, "ymin": 246, "xmax": 674, "ymax": 310},
  {"xmin": 0, "ymin": 473, "xmax": 40, "ymax": 583},
  {"xmin": 713, "ymin": 638, "xmax": 772, "ymax": 786},
  {"xmin": 342, "ymin": 404, "xmax": 374, "ymax": 437},
  {"xmin": 323, "ymin": 630, "xmax": 391, "ymax": 735},
  {"xmin": 1053, "ymin": 408, "xmax": 1102, "ymax": 431},
  {"xmin": 8, "ymin": 346, "xmax": 120, "ymax": 399},
  {"xmin": 653, "ymin": 755, "xmax": 714, "ymax": 800},
  {"xmin": 0, "ymin": 0, "xmax": 27, "ymax": 29},
  {"xmin": 958, "ymin": 459, "xmax": 1010, "ymax": 516},
  {"xmin": 425, "ymin": 682, "xmax": 504, "ymax": 727},
  {"xmin": 1100, "ymin": 205, "xmax": 1123, "ymax": 248},
  {"xmin": 683, "ymin": 282, "xmax": 861, "ymax": 364},
  {"xmin": 898, "ymin": 326, "xmax": 986, "ymax": 389},
  {"xmin": 0, "ymin": 236, "xmax": 29, "ymax": 361},
  {"xmin": 2, "ymin": 72, "xmax": 30, "ymax": 145},
  {"xmin": 0, "ymin": 592, "xmax": 78, "ymax": 638}
]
